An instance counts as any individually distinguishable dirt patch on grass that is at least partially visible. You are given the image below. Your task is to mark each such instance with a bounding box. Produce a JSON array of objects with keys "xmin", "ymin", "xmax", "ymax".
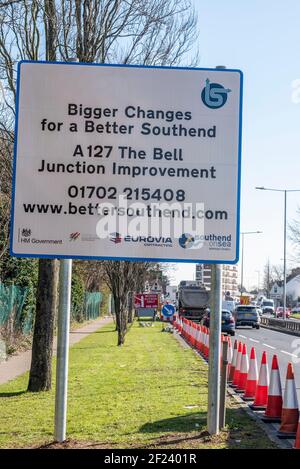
[{"xmin": 34, "ymin": 421, "xmax": 275, "ymax": 450}]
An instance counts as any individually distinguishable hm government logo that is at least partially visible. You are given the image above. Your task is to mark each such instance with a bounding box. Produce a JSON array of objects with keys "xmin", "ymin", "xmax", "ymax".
[
  {"xmin": 21, "ymin": 228, "xmax": 31, "ymax": 237},
  {"xmin": 201, "ymin": 78, "xmax": 231, "ymax": 109}
]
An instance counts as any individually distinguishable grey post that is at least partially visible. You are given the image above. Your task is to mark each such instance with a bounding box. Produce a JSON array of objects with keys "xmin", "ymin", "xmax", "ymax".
[
  {"xmin": 207, "ymin": 263, "xmax": 222, "ymax": 434},
  {"xmin": 219, "ymin": 340, "xmax": 228, "ymax": 429},
  {"xmin": 54, "ymin": 259, "xmax": 72, "ymax": 442},
  {"xmin": 283, "ymin": 190, "xmax": 287, "ymax": 319},
  {"xmin": 54, "ymin": 57, "xmax": 78, "ymax": 442}
]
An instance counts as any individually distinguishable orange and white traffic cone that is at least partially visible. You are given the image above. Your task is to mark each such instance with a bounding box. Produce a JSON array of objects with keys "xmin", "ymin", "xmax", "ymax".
[
  {"xmin": 249, "ymin": 351, "xmax": 269, "ymax": 410},
  {"xmin": 277, "ymin": 363, "xmax": 299, "ymax": 439},
  {"xmin": 232, "ymin": 342, "xmax": 243, "ymax": 388},
  {"xmin": 236, "ymin": 343, "xmax": 249, "ymax": 393},
  {"xmin": 228, "ymin": 340, "xmax": 238, "ymax": 383},
  {"xmin": 293, "ymin": 415, "xmax": 300, "ymax": 449},
  {"xmin": 262, "ymin": 355, "xmax": 282, "ymax": 423},
  {"xmin": 242, "ymin": 347, "xmax": 258, "ymax": 401}
]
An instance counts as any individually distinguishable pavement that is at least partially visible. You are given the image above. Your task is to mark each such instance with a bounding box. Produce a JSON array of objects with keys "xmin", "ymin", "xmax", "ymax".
[{"xmin": 0, "ymin": 316, "xmax": 113, "ymax": 385}]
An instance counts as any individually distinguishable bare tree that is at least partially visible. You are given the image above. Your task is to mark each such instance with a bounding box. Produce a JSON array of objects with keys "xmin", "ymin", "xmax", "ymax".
[
  {"xmin": 102, "ymin": 260, "xmax": 151, "ymax": 345},
  {"xmin": 289, "ymin": 207, "xmax": 300, "ymax": 261},
  {"xmin": 0, "ymin": 0, "xmax": 199, "ymax": 374},
  {"xmin": 263, "ymin": 258, "xmax": 273, "ymax": 297},
  {"xmin": 272, "ymin": 264, "xmax": 284, "ymax": 283}
]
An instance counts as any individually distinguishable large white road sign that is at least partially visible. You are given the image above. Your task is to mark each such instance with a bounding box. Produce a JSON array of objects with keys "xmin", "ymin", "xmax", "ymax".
[{"xmin": 11, "ymin": 61, "xmax": 243, "ymax": 263}]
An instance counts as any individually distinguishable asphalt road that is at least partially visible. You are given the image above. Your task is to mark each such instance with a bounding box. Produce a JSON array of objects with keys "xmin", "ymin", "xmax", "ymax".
[{"xmin": 233, "ymin": 325, "xmax": 300, "ymax": 399}]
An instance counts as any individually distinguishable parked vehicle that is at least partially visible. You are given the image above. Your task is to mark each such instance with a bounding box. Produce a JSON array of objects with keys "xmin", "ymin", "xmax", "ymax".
[
  {"xmin": 202, "ymin": 309, "xmax": 235, "ymax": 336},
  {"xmin": 177, "ymin": 281, "xmax": 209, "ymax": 321},
  {"xmin": 261, "ymin": 299, "xmax": 275, "ymax": 316},
  {"xmin": 233, "ymin": 305, "xmax": 261, "ymax": 329},
  {"xmin": 276, "ymin": 307, "xmax": 291, "ymax": 319},
  {"xmin": 291, "ymin": 305, "xmax": 300, "ymax": 314}
]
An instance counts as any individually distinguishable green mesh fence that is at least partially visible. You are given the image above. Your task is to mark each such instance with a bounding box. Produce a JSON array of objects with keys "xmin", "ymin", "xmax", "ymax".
[
  {"xmin": 84, "ymin": 292, "xmax": 103, "ymax": 320},
  {"xmin": 0, "ymin": 282, "xmax": 103, "ymax": 335},
  {"xmin": 0, "ymin": 282, "xmax": 34, "ymax": 335},
  {"xmin": 71, "ymin": 291, "xmax": 102, "ymax": 322}
]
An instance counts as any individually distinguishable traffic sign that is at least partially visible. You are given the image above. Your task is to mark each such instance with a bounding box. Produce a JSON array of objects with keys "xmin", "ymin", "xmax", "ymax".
[
  {"xmin": 11, "ymin": 61, "xmax": 242, "ymax": 263},
  {"xmin": 134, "ymin": 293, "xmax": 159, "ymax": 309},
  {"xmin": 162, "ymin": 304, "xmax": 175, "ymax": 317}
]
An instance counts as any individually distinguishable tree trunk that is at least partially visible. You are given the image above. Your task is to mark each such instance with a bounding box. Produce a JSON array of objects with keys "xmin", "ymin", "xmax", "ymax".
[{"xmin": 28, "ymin": 259, "xmax": 59, "ymax": 392}]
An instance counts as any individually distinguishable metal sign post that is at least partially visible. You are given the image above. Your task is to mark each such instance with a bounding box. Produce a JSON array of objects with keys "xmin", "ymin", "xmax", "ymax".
[
  {"xmin": 54, "ymin": 258, "xmax": 72, "ymax": 442},
  {"xmin": 207, "ymin": 263, "xmax": 222, "ymax": 435},
  {"xmin": 54, "ymin": 58, "xmax": 78, "ymax": 443}
]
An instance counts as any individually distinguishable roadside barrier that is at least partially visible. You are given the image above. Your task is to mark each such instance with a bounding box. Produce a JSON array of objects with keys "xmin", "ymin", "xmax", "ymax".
[
  {"xmin": 261, "ymin": 316, "xmax": 300, "ymax": 337},
  {"xmin": 277, "ymin": 363, "xmax": 299, "ymax": 439},
  {"xmin": 249, "ymin": 351, "xmax": 269, "ymax": 410},
  {"xmin": 204, "ymin": 327, "xmax": 209, "ymax": 358},
  {"xmin": 262, "ymin": 355, "xmax": 283, "ymax": 423},
  {"xmin": 236, "ymin": 343, "xmax": 249, "ymax": 393},
  {"xmin": 190, "ymin": 322, "xmax": 196, "ymax": 347},
  {"xmin": 242, "ymin": 347, "xmax": 258, "ymax": 401},
  {"xmin": 229, "ymin": 340, "xmax": 238, "ymax": 382},
  {"xmin": 232, "ymin": 342, "xmax": 243, "ymax": 388},
  {"xmin": 195, "ymin": 324, "xmax": 201, "ymax": 351},
  {"xmin": 227, "ymin": 337, "xmax": 233, "ymax": 376}
]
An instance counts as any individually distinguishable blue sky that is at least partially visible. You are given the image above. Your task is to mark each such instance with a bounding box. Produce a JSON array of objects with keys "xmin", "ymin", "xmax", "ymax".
[{"xmin": 172, "ymin": 0, "xmax": 300, "ymax": 289}]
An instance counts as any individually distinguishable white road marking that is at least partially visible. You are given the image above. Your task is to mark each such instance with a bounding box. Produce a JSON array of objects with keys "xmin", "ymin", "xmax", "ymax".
[
  {"xmin": 238, "ymin": 335, "xmax": 247, "ymax": 339},
  {"xmin": 280, "ymin": 350, "xmax": 298, "ymax": 358},
  {"xmin": 263, "ymin": 343, "xmax": 276, "ymax": 350},
  {"xmin": 249, "ymin": 338, "xmax": 259, "ymax": 343}
]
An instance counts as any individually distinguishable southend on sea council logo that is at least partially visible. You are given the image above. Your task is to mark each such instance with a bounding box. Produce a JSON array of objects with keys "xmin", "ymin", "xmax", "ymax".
[{"xmin": 201, "ymin": 78, "xmax": 231, "ymax": 109}]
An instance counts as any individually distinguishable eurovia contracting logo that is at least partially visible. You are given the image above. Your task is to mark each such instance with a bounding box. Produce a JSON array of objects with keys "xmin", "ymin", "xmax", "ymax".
[
  {"xmin": 201, "ymin": 78, "xmax": 231, "ymax": 109},
  {"xmin": 109, "ymin": 233, "xmax": 122, "ymax": 244}
]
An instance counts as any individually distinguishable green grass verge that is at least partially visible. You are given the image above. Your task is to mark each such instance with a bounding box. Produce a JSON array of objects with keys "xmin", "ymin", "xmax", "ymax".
[
  {"xmin": 0, "ymin": 322, "xmax": 276, "ymax": 449},
  {"xmin": 291, "ymin": 313, "xmax": 300, "ymax": 320}
]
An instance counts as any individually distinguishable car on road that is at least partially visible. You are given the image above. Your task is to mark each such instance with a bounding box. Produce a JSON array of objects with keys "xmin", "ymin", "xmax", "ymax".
[
  {"xmin": 201, "ymin": 309, "xmax": 235, "ymax": 336},
  {"xmin": 233, "ymin": 305, "xmax": 261, "ymax": 329},
  {"xmin": 275, "ymin": 307, "xmax": 291, "ymax": 319},
  {"xmin": 291, "ymin": 305, "xmax": 300, "ymax": 314},
  {"xmin": 261, "ymin": 299, "xmax": 275, "ymax": 316}
]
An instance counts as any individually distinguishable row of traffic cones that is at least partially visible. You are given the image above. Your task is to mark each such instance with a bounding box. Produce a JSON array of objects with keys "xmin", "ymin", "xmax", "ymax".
[
  {"xmin": 229, "ymin": 339, "xmax": 300, "ymax": 446},
  {"xmin": 173, "ymin": 316, "xmax": 300, "ymax": 447}
]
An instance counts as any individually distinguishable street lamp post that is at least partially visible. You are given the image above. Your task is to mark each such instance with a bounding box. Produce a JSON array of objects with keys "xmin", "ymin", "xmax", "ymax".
[
  {"xmin": 255, "ymin": 186, "xmax": 300, "ymax": 319},
  {"xmin": 240, "ymin": 231, "xmax": 263, "ymax": 295}
]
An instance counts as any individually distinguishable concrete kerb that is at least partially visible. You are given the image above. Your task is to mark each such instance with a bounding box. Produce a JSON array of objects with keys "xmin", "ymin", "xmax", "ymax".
[{"xmin": 172, "ymin": 327, "xmax": 292, "ymax": 449}]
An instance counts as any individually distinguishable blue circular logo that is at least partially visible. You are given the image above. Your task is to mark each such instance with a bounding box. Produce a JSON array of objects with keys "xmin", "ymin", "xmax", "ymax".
[
  {"xmin": 179, "ymin": 233, "xmax": 195, "ymax": 249},
  {"xmin": 201, "ymin": 79, "xmax": 231, "ymax": 109},
  {"xmin": 162, "ymin": 304, "xmax": 175, "ymax": 317}
]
